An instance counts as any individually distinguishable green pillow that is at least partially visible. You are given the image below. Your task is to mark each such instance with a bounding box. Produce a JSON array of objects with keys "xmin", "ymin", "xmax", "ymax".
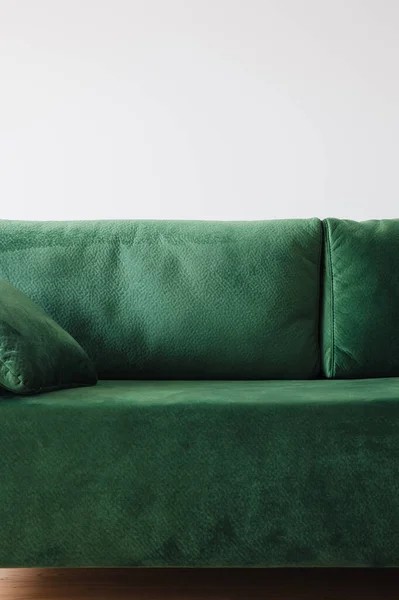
[{"xmin": 0, "ymin": 280, "xmax": 97, "ymax": 394}]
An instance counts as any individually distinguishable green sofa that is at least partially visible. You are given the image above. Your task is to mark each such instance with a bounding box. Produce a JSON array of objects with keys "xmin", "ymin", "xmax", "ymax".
[{"xmin": 0, "ymin": 217, "xmax": 398, "ymax": 567}]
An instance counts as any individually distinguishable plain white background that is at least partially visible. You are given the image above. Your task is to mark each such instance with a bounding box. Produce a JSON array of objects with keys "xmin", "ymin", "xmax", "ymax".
[{"xmin": 1, "ymin": 0, "xmax": 398, "ymax": 221}]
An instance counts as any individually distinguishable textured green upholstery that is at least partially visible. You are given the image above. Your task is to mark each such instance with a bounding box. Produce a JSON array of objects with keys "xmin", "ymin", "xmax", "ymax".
[
  {"xmin": 1, "ymin": 379, "xmax": 399, "ymax": 567},
  {"xmin": 0, "ymin": 219, "xmax": 322, "ymax": 380},
  {"xmin": 1, "ymin": 217, "xmax": 399, "ymax": 568},
  {"xmin": 323, "ymin": 218, "xmax": 399, "ymax": 378}
]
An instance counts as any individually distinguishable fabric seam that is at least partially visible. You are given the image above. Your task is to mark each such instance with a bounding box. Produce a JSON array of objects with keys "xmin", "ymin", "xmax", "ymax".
[
  {"xmin": 314, "ymin": 220, "xmax": 323, "ymax": 378},
  {"xmin": 326, "ymin": 221, "xmax": 336, "ymax": 378},
  {"xmin": 0, "ymin": 356, "xmax": 24, "ymax": 389}
]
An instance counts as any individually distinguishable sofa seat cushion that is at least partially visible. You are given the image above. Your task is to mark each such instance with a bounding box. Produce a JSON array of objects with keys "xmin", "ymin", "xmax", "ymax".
[{"xmin": 1, "ymin": 379, "xmax": 399, "ymax": 567}]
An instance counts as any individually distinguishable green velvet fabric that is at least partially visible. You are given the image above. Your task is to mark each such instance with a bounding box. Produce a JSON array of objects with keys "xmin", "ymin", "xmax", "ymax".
[
  {"xmin": 1, "ymin": 379, "xmax": 399, "ymax": 567},
  {"xmin": 0, "ymin": 219, "xmax": 322, "ymax": 379},
  {"xmin": 0, "ymin": 280, "xmax": 97, "ymax": 394},
  {"xmin": 322, "ymin": 218, "xmax": 399, "ymax": 378}
]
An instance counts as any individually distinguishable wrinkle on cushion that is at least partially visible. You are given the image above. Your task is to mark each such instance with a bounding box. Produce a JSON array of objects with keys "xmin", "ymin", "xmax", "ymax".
[
  {"xmin": 0, "ymin": 219, "xmax": 322, "ymax": 379},
  {"xmin": 1, "ymin": 379, "xmax": 399, "ymax": 567}
]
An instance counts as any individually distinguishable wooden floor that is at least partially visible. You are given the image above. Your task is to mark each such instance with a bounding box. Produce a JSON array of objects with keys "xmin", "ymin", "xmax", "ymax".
[{"xmin": 0, "ymin": 568, "xmax": 398, "ymax": 599}]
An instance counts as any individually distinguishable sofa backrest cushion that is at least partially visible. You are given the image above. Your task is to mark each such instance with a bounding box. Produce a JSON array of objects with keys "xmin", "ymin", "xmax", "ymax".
[
  {"xmin": 0, "ymin": 219, "xmax": 322, "ymax": 379},
  {"xmin": 322, "ymin": 218, "xmax": 399, "ymax": 378}
]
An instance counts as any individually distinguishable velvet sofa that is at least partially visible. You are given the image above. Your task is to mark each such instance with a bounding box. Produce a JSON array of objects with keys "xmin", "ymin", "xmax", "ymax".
[{"xmin": 0, "ymin": 217, "xmax": 398, "ymax": 568}]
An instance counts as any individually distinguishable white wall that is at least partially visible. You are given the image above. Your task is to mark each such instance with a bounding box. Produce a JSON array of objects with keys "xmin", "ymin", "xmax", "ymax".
[{"xmin": 1, "ymin": 0, "xmax": 398, "ymax": 221}]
